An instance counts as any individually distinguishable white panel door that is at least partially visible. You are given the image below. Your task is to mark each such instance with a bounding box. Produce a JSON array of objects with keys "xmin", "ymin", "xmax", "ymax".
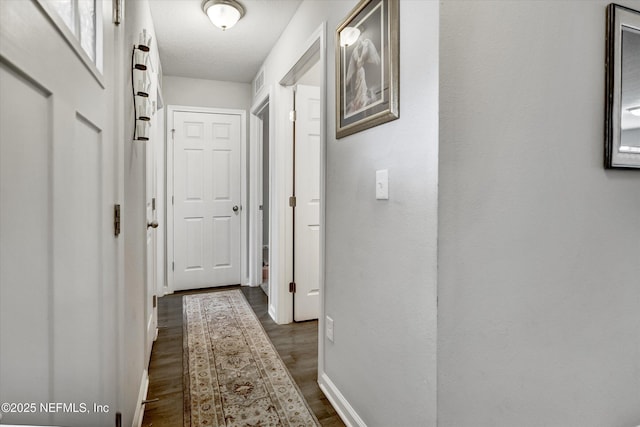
[
  {"xmin": 294, "ymin": 85, "xmax": 321, "ymax": 321},
  {"xmin": 0, "ymin": 1, "xmax": 117, "ymax": 426},
  {"xmin": 173, "ymin": 111, "xmax": 242, "ymax": 290},
  {"xmin": 145, "ymin": 110, "xmax": 158, "ymax": 363}
]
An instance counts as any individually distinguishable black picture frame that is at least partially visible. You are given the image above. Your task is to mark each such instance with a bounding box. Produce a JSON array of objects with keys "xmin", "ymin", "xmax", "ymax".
[{"xmin": 605, "ymin": 3, "xmax": 640, "ymax": 169}]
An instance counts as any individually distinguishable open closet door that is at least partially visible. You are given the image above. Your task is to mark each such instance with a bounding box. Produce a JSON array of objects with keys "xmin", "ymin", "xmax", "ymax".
[{"xmin": 293, "ymin": 85, "xmax": 321, "ymax": 321}]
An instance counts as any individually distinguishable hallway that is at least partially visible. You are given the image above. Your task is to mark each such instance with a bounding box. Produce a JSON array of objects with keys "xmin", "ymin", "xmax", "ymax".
[
  {"xmin": 1, "ymin": 1, "xmax": 639, "ymax": 426},
  {"xmin": 142, "ymin": 286, "xmax": 344, "ymax": 426}
]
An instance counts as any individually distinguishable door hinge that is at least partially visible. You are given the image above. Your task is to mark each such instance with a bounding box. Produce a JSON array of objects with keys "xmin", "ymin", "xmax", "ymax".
[
  {"xmin": 114, "ymin": 204, "xmax": 121, "ymax": 237},
  {"xmin": 289, "ymin": 196, "xmax": 296, "ymax": 208},
  {"xmin": 289, "ymin": 282, "xmax": 296, "ymax": 293},
  {"xmin": 171, "ymin": 129, "xmax": 175, "ymax": 139},
  {"xmin": 172, "ymin": 262, "xmax": 175, "ymax": 271},
  {"xmin": 153, "ymin": 295, "xmax": 157, "ymax": 308},
  {"xmin": 113, "ymin": 0, "xmax": 122, "ymax": 25},
  {"xmin": 289, "ymin": 110, "xmax": 296, "ymax": 122},
  {"xmin": 152, "ymin": 197, "xmax": 156, "ymax": 211},
  {"xmin": 172, "ymin": 196, "xmax": 174, "ymax": 205},
  {"xmin": 115, "ymin": 412, "xmax": 122, "ymax": 427}
]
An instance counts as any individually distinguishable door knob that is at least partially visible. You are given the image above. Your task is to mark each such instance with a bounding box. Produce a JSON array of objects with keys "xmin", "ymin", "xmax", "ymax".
[
  {"xmin": 147, "ymin": 220, "xmax": 159, "ymax": 229},
  {"xmin": 232, "ymin": 205, "xmax": 239, "ymax": 212}
]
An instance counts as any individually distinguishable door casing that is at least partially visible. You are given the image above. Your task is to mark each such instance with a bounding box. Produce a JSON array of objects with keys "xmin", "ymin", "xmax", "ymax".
[
  {"xmin": 250, "ymin": 88, "xmax": 276, "ymax": 315},
  {"xmin": 275, "ymin": 23, "xmax": 327, "ymax": 325},
  {"xmin": 272, "ymin": 21, "xmax": 327, "ymax": 382}
]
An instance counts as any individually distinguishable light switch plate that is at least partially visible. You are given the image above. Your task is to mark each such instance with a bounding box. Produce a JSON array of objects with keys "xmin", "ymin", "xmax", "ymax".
[{"xmin": 376, "ymin": 169, "xmax": 389, "ymax": 200}]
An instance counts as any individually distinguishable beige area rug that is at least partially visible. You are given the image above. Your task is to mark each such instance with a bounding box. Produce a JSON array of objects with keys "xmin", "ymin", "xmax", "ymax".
[{"xmin": 183, "ymin": 290, "xmax": 320, "ymax": 427}]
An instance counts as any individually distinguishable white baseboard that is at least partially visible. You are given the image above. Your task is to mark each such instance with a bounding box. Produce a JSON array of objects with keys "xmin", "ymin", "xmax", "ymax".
[
  {"xmin": 268, "ymin": 304, "xmax": 277, "ymax": 323},
  {"xmin": 319, "ymin": 372, "xmax": 367, "ymax": 427},
  {"xmin": 132, "ymin": 369, "xmax": 149, "ymax": 427}
]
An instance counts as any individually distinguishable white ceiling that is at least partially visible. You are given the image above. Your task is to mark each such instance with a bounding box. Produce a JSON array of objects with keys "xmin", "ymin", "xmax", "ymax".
[{"xmin": 148, "ymin": 0, "xmax": 302, "ymax": 83}]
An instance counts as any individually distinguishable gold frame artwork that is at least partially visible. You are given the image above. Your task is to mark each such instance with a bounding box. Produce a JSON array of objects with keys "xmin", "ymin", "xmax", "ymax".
[{"xmin": 335, "ymin": 0, "xmax": 399, "ymax": 139}]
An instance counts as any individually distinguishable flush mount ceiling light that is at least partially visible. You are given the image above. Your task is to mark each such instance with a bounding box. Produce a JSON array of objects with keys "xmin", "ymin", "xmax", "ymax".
[
  {"xmin": 202, "ymin": 0, "xmax": 245, "ymax": 31},
  {"xmin": 628, "ymin": 106, "xmax": 640, "ymax": 117}
]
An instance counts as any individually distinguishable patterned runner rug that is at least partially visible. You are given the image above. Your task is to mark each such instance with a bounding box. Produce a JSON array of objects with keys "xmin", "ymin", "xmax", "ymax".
[{"xmin": 183, "ymin": 290, "xmax": 320, "ymax": 427}]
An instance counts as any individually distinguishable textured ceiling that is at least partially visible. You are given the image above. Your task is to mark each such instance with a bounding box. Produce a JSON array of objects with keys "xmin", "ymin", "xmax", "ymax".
[{"xmin": 149, "ymin": 0, "xmax": 302, "ymax": 83}]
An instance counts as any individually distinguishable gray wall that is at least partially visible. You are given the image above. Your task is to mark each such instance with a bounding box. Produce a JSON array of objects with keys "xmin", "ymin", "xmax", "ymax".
[
  {"xmin": 254, "ymin": 0, "xmax": 439, "ymax": 425},
  {"xmin": 324, "ymin": 1, "xmax": 439, "ymax": 425},
  {"xmin": 438, "ymin": 1, "xmax": 640, "ymax": 426},
  {"xmin": 123, "ymin": 0, "xmax": 161, "ymax": 425},
  {"xmin": 162, "ymin": 75, "xmax": 251, "ymax": 113}
]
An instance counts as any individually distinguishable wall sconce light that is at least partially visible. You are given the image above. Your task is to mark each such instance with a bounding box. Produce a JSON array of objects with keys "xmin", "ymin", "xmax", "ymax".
[
  {"xmin": 628, "ymin": 106, "xmax": 640, "ymax": 117},
  {"xmin": 340, "ymin": 26, "xmax": 361, "ymax": 47},
  {"xmin": 202, "ymin": 0, "xmax": 245, "ymax": 31}
]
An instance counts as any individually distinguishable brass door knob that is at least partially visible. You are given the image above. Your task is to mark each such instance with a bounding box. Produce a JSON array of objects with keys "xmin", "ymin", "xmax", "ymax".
[
  {"xmin": 232, "ymin": 205, "xmax": 239, "ymax": 212},
  {"xmin": 147, "ymin": 220, "xmax": 159, "ymax": 229}
]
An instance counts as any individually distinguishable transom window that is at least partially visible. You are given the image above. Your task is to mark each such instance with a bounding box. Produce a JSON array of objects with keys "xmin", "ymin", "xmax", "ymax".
[
  {"xmin": 43, "ymin": 0, "xmax": 103, "ymax": 81},
  {"xmin": 48, "ymin": 0, "xmax": 97, "ymax": 61}
]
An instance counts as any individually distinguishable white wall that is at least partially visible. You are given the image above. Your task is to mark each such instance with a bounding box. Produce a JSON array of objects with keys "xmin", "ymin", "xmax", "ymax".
[
  {"xmin": 162, "ymin": 75, "xmax": 251, "ymax": 113},
  {"xmin": 255, "ymin": 0, "xmax": 439, "ymax": 425},
  {"xmin": 123, "ymin": 1, "xmax": 161, "ymax": 425},
  {"xmin": 438, "ymin": 1, "xmax": 640, "ymax": 426}
]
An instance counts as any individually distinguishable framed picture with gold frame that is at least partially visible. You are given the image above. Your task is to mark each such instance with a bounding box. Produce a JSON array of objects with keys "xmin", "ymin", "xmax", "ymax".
[{"xmin": 336, "ymin": 0, "xmax": 399, "ymax": 139}]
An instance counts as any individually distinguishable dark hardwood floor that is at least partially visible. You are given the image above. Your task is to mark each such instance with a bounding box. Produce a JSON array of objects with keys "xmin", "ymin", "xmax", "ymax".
[{"xmin": 142, "ymin": 286, "xmax": 345, "ymax": 427}]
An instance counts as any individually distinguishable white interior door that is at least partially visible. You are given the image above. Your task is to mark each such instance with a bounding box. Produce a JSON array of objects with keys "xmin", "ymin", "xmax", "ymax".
[
  {"xmin": 0, "ymin": 1, "xmax": 118, "ymax": 426},
  {"xmin": 145, "ymin": 111, "xmax": 158, "ymax": 362},
  {"xmin": 173, "ymin": 110, "xmax": 242, "ymax": 290},
  {"xmin": 294, "ymin": 85, "xmax": 321, "ymax": 321}
]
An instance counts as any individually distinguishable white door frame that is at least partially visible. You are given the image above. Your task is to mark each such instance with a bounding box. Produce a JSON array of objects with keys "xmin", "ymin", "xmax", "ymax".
[
  {"xmin": 250, "ymin": 24, "xmax": 327, "ymax": 326},
  {"xmin": 144, "ymin": 96, "xmax": 160, "ymax": 362},
  {"xmin": 166, "ymin": 105, "xmax": 248, "ymax": 293},
  {"xmin": 265, "ymin": 23, "xmax": 326, "ymax": 327},
  {"xmin": 279, "ymin": 23, "xmax": 327, "ymax": 321},
  {"xmin": 249, "ymin": 86, "xmax": 276, "ymax": 311},
  {"xmin": 273, "ymin": 20, "xmax": 327, "ymax": 374},
  {"xmin": 155, "ymin": 104, "xmax": 167, "ymax": 297}
]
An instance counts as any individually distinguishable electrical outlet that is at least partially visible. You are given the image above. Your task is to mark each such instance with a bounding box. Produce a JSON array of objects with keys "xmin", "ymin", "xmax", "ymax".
[{"xmin": 326, "ymin": 316, "xmax": 334, "ymax": 343}]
